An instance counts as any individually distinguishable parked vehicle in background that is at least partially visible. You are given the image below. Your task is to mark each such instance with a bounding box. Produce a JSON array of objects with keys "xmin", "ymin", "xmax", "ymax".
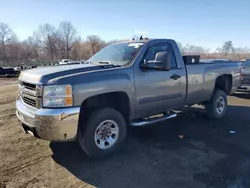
[
  {"xmin": 16, "ymin": 38, "xmax": 241, "ymax": 159},
  {"xmin": 14, "ymin": 66, "xmax": 22, "ymax": 72},
  {"xmin": 0, "ymin": 66, "xmax": 20, "ymax": 77},
  {"xmin": 57, "ymin": 59, "xmax": 82, "ymax": 65},
  {"xmin": 238, "ymin": 60, "xmax": 250, "ymax": 92},
  {"xmin": 59, "ymin": 59, "xmax": 72, "ymax": 65},
  {"xmin": 67, "ymin": 61, "xmax": 81, "ymax": 65}
]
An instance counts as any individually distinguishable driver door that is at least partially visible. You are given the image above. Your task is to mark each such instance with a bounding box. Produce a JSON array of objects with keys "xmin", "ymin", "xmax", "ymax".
[{"xmin": 134, "ymin": 42, "xmax": 186, "ymax": 118}]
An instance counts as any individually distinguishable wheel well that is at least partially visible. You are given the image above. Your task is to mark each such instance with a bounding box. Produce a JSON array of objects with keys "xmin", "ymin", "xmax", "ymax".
[
  {"xmin": 214, "ymin": 74, "xmax": 232, "ymax": 94},
  {"xmin": 80, "ymin": 92, "xmax": 130, "ymax": 122}
]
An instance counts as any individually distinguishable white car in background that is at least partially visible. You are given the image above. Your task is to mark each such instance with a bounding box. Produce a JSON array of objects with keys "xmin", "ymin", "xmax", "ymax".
[
  {"xmin": 67, "ymin": 61, "xmax": 81, "ymax": 64},
  {"xmin": 59, "ymin": 59, "xmax": 72, "ymax": 65}
]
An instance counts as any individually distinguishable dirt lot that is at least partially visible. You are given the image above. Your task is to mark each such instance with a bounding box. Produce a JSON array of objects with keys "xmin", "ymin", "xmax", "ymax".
[{"xmin": 0, "ymin": 78, "xmax": 250, "ymax": 188}]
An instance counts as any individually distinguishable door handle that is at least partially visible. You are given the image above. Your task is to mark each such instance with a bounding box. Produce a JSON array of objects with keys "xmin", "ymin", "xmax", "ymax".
[{"xmin": 170, "ymin": 74, "xmax": 181, "ymax": 80}]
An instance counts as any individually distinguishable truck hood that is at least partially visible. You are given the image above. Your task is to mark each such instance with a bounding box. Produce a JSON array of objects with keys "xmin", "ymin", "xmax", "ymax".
[{"xmin": 19, "ymin": 64, "xmax": 103, "ymax": 84}]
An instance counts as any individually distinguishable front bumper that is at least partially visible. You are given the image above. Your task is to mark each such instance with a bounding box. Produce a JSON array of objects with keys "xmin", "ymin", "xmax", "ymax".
[{"xmin": 16, "ymin": 96, "xmax": 80, "ymax": 141}]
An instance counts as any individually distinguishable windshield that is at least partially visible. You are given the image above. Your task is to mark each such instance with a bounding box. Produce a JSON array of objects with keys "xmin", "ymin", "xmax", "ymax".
[{"xmin": 87, "ymin": 42, "xmax": 144, "ymax": 66}]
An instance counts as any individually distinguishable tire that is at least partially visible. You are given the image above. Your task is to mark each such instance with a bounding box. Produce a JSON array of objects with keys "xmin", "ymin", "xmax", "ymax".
[
  {"xmin": 78, "ymin": 107, "xmax": 127, "ymax": 159},
  {"xmin": 205, "ymin": 89, "xmax": 228, "ymax": 120}
]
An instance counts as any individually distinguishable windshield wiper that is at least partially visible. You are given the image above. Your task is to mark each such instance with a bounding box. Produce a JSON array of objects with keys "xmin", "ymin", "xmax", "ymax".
[
  {"xmin": 83, "ymin": 61, "xmax": 91, "ymax": 64},
  {"xmin": 85, "ymin": 61, "xmax": 121, "ymax": 67},
  {"xmin": 95, "ymin": 61, "xmax": 121, "ymax": 67},
  {"xmin": 96, "ymin": 61, "xmax": 112, "ymax": 65}
]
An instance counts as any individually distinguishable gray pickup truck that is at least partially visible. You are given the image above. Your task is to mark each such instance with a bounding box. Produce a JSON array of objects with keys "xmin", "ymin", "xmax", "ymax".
[{"xmin": 16, "ymin": 38, "xmax": 241, "ymax": 159}]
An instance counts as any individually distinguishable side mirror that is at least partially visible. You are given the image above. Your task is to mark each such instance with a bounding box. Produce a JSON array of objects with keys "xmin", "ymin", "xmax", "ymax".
[{"xmin": 140, "ymin": 51, "xmax": 171, "ymax": 71}]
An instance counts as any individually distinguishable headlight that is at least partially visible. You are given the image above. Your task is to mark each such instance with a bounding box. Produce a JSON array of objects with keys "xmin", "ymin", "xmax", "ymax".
[{"xmin": 43, "ymin": 85, "xmax": 73, "ymax": 107}]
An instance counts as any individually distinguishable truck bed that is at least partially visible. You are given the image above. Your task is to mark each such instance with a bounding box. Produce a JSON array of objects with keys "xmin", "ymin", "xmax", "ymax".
[{"xmin": 185, "ymin": 62, "xmax": 241, "ymax": 105}]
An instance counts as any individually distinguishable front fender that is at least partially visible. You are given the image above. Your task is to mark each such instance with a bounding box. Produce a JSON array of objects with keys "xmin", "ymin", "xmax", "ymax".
[{"xmin": 72, "ymin": 67, "xmax": 136, "ymax": 118}]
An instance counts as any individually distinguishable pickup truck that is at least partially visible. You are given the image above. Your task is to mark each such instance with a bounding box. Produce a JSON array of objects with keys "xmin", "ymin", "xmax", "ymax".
[{"xmin": 16, "ymin": 38, "xmax": 241, "ymax": 159}]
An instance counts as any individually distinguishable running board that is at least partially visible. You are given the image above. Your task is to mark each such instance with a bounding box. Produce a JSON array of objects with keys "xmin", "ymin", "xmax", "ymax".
[{"xmin": 129, "ymin": 111, "xmax": 177, "ymax": 127}]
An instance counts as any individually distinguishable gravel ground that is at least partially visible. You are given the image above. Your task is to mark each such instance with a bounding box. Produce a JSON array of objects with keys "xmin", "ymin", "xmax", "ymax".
[
  {"xmin": 0, "ymin": 77, "xmax": 18, "ymax": 86},
  {"xmin": 0, "ymin": 78, "xmax": 250, "ymax": 188}
]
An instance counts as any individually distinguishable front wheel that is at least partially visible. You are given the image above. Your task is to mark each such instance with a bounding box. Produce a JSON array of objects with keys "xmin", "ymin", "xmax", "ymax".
[
  {"xmin": 205, "ymin": 89, "xmax": 228, "ymax": 120},
  {"xmin": 78, "ymin": 108, "xmax": 127, "ymax": 159}
]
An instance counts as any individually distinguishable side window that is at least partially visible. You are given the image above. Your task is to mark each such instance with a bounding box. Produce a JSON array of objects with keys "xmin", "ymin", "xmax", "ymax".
[{"xmin": 142, "ymin": 42, "xmax": 177, "ymax": 68}]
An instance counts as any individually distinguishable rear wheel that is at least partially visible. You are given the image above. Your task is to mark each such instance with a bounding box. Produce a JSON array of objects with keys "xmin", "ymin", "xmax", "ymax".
[
  {"xmin": 78, "ymin": 107, "xmax": 127, "ymax": 159},
  {"xmin": 205, "ymin": 89, "xmax": 228, "ymax": 119}
]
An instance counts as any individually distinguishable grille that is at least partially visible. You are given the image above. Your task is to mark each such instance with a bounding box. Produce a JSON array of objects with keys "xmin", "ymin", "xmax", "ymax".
[
  {"xmin": 19, "ymin": 81, "xmax": 36, "ymax": 91},
  {"xmin": 22, "ymin": 97, "xmax": 36, "ymax": 107},
  {"xmin": 19, "ymin": 80, "xmax": 41, "ymax": 108}
]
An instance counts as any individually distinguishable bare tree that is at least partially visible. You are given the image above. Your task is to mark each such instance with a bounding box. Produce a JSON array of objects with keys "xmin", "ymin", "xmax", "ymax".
[
  {"xmin": 181, "ymin": 43, "xmax": 210, "ymax": 54},
  {"xmin": 84, "ymin": 35, "xmax": 105, "ymax": 58},
  {"xmin": 0, "ymin": 23, "xmax": 17, "ymax": 45},
  {"xmin": 215, "ymin": 48, "xmax": 222, "ymax": 53},
  {"xmin": 176, "ymin": 42, "xmax": 184, "ymax": 53},
  {"xmin": 71, "ymin": 41, "xmax": 81, "ymax": 60},
  {"xmin": 58, "ymin": 21, "xmax": 79, "ymax": 59},
  {"xmin": 20, "ymin": 36, "xmax": 39, "ymax": 59},
  {"xmin": 0, "ymin": 23, "xmax": 17, "ymax": 62},
  {"xmin": 34, "ymin": 23, "xmax": 58, "ymax": 60},
  {"xmin": 234, "ymin": 47, "xmax": 250, "ymax": 54},
  {"xmin": 222, "ymin": 40, "xmax": 234, "ymax": 56}
]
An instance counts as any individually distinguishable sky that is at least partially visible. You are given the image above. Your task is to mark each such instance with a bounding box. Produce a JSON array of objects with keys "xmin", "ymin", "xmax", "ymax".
[{"xmin": 1, "ymin": 0, "xmax": 250, "ymax": 50}]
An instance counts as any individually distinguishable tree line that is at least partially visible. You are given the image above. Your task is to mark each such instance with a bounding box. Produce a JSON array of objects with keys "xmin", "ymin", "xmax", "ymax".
[
  {"xmin": 1, "ymin": 21, "xmax": 250, "ymax": 66},
  {"xmin": 0, "ymin": 21, "xmax": 108, "ymax": 66}
]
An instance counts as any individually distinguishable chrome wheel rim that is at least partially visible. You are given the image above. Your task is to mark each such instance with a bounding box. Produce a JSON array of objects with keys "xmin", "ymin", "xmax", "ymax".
[
  {"xmin": 94, "ymin": 120, "xmax": 119, "ymax": 150},
  {"xmin": 216, "ymin": 96, "xmax": 225, "ymax": 114}
]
